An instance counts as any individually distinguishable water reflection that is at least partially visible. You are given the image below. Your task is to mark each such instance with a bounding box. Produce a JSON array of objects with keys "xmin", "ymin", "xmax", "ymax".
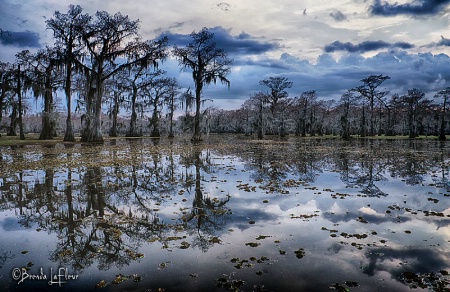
[{"xmin": 0, "ymin": 136, "xmax": 449, "ymax": 291}]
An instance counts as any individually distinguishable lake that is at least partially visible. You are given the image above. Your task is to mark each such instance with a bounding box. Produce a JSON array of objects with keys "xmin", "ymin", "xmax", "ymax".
[{"xmin": 0, "ymin": 135, "xmax": 449, "ymax": 291}]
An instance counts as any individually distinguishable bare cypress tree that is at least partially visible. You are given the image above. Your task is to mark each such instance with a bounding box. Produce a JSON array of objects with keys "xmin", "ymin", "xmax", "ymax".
[
  {"xmin": 353, "ymin": 74, "xmax": 390, "ymax": 136},
  {"xmin": 434, "ymin": 87, "xmax": 450, "ymax": 141},
  {"xmin": 46, "ymin": 5, "xmax": 91, "ymax": 142},
  {"xmin": 76, "ymin": 11, "xmax": 168, "ymax": 142},
  {"xmin": 173, "ymin": 27, "xmax": 232, "ymax": 142}
]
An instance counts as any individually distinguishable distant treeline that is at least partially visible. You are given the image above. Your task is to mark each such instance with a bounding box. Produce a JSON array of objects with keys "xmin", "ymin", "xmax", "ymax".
[{"xmin": 206, "ymin": 75, "xmax": 450, "ymax": 141}]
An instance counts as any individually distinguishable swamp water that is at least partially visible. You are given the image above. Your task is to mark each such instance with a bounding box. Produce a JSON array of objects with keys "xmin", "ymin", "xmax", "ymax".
[{"xmin": 0, "ymin": 136, "xmax": 449, "ymax": 291}]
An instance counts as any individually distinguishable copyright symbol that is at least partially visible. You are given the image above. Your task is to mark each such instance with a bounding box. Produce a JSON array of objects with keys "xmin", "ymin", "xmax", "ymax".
[{"xmin": 12, "ymin": 268, "xmax": 21, "ymax": 280}]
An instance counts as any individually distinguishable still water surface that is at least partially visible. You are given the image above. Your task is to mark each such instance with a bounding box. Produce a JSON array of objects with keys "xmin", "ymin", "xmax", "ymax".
[{"xmin": 0, "ymin": 136, "xmax": 449, "ymax": 291}]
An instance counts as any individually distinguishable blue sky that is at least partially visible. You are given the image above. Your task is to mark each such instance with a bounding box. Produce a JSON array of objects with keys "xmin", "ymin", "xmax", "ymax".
[{"xmin": 1, "ymin": 0, "xmax": 450, "ymax": 110}]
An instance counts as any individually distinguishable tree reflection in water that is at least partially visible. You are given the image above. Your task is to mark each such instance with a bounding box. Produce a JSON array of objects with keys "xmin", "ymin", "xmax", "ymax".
[
  {"xmin": 0, "ymin": 136, "xmax": 449, "ymax": 291},
  {"xmin": 180, "ymin": 145, "xmax": 231, "ymax": 252}
]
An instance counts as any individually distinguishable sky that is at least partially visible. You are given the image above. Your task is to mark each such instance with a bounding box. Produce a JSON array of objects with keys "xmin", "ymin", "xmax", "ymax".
[{"xmin": 1, "ymin": 0, "xmax": 450, "ymax": 110}]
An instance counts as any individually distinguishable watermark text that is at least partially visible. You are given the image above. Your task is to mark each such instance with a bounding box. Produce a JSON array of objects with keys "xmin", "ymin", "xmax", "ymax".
[{"xmin": 12, "ymin": 267, "xmax": 78, "ymax": 286}]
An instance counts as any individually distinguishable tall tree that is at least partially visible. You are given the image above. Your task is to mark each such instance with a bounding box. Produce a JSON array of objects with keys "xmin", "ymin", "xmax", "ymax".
[
  {"xmin": 259, "ymin": 76, "xmax": 292, "ymax": 115},
  {"xmin": 246, "ymin": 92, "xmax": 267, "ymax": 139},
  {"xmin": 165, "ymin": 80, "xmax": 180, "ymax": 138},
  {"xmin": 339, "ymin": 90, "xmax": 356, "ymax": 139},
  {"xmin": 259, "ymin": 76, "xmax": 292, "ymax": 135},
  {"xmin": 173, "ymin": 27, "xmax": 232, "ymax": 142},
  {"xmin": 434, "ymin": 87, "xmax": 450, "ymax": 141},
  {"xmin": 16, "ymin": 48, "xmax": 61, "ymax": 139},
  {"xmin": 77, "ymin": 10, "xmax": 168, "ymax": 142},
  {"xmin": 145, "ymin": 77, "xmax": 177, "ymax": 137},
  {"xmin": 0, "ymin": 62, "xmax": 15, "ymax": 133},
  {"xmin": 104, "ymin": 76, "xmax": 125, "ymax": 137},
  {"xmin": 119, "ymin": 66, "xmax": 164, "ymax": 137},
  {"xmin": 46, "ymin": 5, "xmax": 91, "ymax": 142},
  {"xmin": 15, "ymin": 64, "xmax": 25, "ymax": 140},
  {"xmin": 401, "ymin": 88, "xmax": 430, "ymax": 138},
  {"xmin": 353, "ymin": 74, "xmax": 390, "ymax": 136}
]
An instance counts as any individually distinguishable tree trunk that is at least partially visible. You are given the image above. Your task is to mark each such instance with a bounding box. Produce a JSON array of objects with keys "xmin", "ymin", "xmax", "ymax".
[
  {"xmin": 109, "ymin": 93, "xmax": 119, "ymax": 137},
  {"xmin": 192, "ymin": 84, "xmax": 202, "ymax": 141},
  {"xmin": 341, "ymin": 102, "xmax": 350, "ymax": 139},
  {"xmin": 127, "ymin": 86, "xmax": 140, "ymax": 137},
  {"xmin": 40, "ymin": 66, "xmax": 55, "ymax": 140},
  {"xmin": 369, "ymin": 97, "xmax": 374, "ymax": 136},
  {"xmin": 168, "ymin": 95, "xmax": 174, "ymax": 138},
  {"xmin": 257, "ymin": 99, "xmax": 264, "ymax": 139},
  {"xmin": 17, "ymin": 65, "xmax": 25, "ymax": 140},
  {"xmin": 63, "ymin": 49, "xmax": 75, "ymax": 142},
  {"xmin": 64, "ymin": 110, "xmax": 75, "ymax": 141},
  {"xmin": 439, "ymin": 101, "xmax": 447, "ymax": 141},
  {"xmin": 408, "ymin": 109, "xmax": 415, "ymax": 138},
  {"xmin": 7, "ymin": 104, "xmax": 18, "ymax": 136},
  {"xmin": 81, "ymin": 77, "xmax": 104, "ymax": 143},
  {"xmin": 150, "ymin": 104, "xmax": 160, "ymax": 137},
  {"xmin": 360, "ymin": 106, "xmax": 366, "ymax": 137},
  {"xmin": 0, "ymin": 84, "xmax": 5, "ymax": 133}
]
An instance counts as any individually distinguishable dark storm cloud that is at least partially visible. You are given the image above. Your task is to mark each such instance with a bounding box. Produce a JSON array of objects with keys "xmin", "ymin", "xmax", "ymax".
[
  {"xmin": 160, "ymin": 26, "xmax": 280, "ymax": 55},
  {"xmin": 0, "ymin": 30, "xmax": 41, "ymax": 48},
  {"xmin": 324, "ymin": 40, "xmax": 414, "ymax": 53},
  {"xmin": 437, "ymin": 35, "xmax": 450, "ymax": 46},
  {"xmin": 423, "ymin": 35, "xmax": 450, "ymax": 47},
  {"xmin": 370, "ymin": 0, "xmax": 450, "ymax": 16},
  {"xmin": 329, "ymin": 10, "xmax": 347, "ymax": 21},
  {"xmin": 264, "ymin": 50, "xmax": 450, "ymax": 104}
]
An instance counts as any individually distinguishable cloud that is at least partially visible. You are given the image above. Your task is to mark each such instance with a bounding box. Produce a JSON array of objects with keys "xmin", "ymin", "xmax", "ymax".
[
  {"xmin": 324, "ymin": 40, "xmax": 414, "ymax": 53},
  {"xmin": 0, "ymin": 30, "xmax": 41, "ymax": 48},
  {"xmin": 423, "ymin": 35, "xmax": 450, "ymax": 48},
  {"xmin": 437, "ymin": 35, "xmax": 450, "ymax": 46},
  {"xmin": 370, "ymin": 0, "xmax": 450, "ymax": 16},
  {"xmin": 330, "ymin": 10, "xmax": 347, "ymax": 21},
  {"xmin": 160, "ymin": 26, "xmax": 280, "ymax": 55}
]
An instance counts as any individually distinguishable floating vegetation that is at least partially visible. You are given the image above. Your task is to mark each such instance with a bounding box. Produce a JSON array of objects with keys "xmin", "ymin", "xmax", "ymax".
[
  {"xmin": 356, "ymin": 216, "xmax": 369, "ymax": 223},
  {"xmin": 179, "ymin": 241, "xmax": 190, "ymax": 249},
  {"xmin": 329, "ymin": 283, "xmax": 349, "ymax": 291},
  {"xmin": 330, "ymin": 281, "xmax": 359, "ymax": 291},
  {"xmin": 96, "ymin": 280, "xmax": 108, "ymax": 288},
  {"xmin": 209, "ymin": 237, "xmax": 221, "ymax": 244},
  {"xmin": 245, "ymin": 242, "xmax": 260, "ymax": 248},
  {"xmin": 331, "ymin": 193, "xmax": 351, "ymax": 199},
  {"xmin": 290, "ymin": 213, "xmax": 319, "ymax": 220},
  {"xmin": 125, "ymin": 249, "xmax": 144, "ymax": 260},
  {"xmin": 132, "ymin": 274, "xmax": 143, "ymax": 282},
  {"xmin": 344, "ymin": 281, "xmax": 359, "ymax": 287},
  {"xmin": 294, "ymin": 248, "xmax": 305, "ymax": 259},
  {"xmin": 237, "ymin": 183, "xmax": 257, "ymax": 192},
  {"xmin": 231, "ymin": 256, "xmax": 271, "ymax": 269},
  {"xmin": 216, "ymin": 277, "xmax": 245, "ymax": 290},
  {"xmin": 255, "ymin": 235, "xmax": 271, "ymax": 240},
  {"xmin": 112, "ymin": 274, "xmax": 128, "ymax": 284},
  {"xmin": 401, "ymin": 271, "xmax": 450, "ymax": 290},
  {"xmin": 158, "ymin": 262, "xmax": 171, "ymax": 270}
]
